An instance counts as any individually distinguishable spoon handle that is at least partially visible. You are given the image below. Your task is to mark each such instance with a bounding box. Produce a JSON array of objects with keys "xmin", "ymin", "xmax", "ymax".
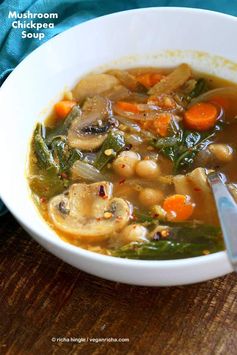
[{"xmin": 207, "ymin": 172, "xmax": 237, "ymax": 271}]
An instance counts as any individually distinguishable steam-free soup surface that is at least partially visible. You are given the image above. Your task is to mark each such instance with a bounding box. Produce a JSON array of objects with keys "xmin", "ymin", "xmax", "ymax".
[{"xmin": 28, "ymin": 64, "xmax": 237, "ymax": 259}]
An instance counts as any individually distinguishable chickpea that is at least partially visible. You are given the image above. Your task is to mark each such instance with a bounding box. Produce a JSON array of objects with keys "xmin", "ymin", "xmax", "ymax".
[
  {"xmin": 135, "ymin": 159, "xmax": 160, "ymax": 179},
  {"xmin": 208, "ymin": 144, "xmax": 233, "ymax": 162},
  {"xmin": 139, "ymin": 188, "xmax": 164, "ymax": 207},
  {"xmin": 113, "ymin": 151, "xmax": 140, "ymax": 178},
  {"xmin": 122, "ymin": 224, "xmax": 148, "ymax": 243}
]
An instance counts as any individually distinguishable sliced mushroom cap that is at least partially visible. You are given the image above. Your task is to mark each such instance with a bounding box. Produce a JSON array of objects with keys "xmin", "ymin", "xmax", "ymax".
[
  {"xmin": 68, "ymin": 96, "xmax": 112, "ymax": 151},
  {"xmin": 68, "ymin": 119, "xmax": 107, "ymax": 150},
  {"xmin": 48, "ymin": 181, "xmax": 131, "ymax": 241},
  {"xmin": 73, "ymin": 74, "xmax": 120, "ymax": 102}
]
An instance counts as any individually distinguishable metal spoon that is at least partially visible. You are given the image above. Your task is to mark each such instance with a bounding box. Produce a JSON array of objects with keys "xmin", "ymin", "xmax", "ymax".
[{"xmin": 207, "ymin": 171, "xmax": 237, "ymax": 271}]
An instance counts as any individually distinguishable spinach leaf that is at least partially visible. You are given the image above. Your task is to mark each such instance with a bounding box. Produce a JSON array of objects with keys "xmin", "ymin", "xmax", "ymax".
[
  {"xmin": 29, "ymin": 170, "xmax": 69, "ymax": 199},
  {"xmin": 46, "ymin": 105, "xmax": 81, "ymax": 144},
  {"xmin": 113, "ymin": 239, "xmax": 223, "ymax": 260},
  {"xmin": 31, "ymin": 122, "xmax": 83, "ymax": 199},
  {"xmin": 33, "ymin": 123, "xmax": 59, "ymax": 172},
  {"xmin": 151, "ymin": 126, "xmax": 215, "ymax": 173},
  {"xmin": 188, "ymin": 78, "xmax": 207, "ymax": 100},
  {"xmin": 94, "ymin": 131, "xmax": 126, "ymax": 171},
  {"xmin": 113, "ymin": 217, "xmax": 224, "ymax": 260},
  {"xmin": 51, "ymin": 137, "xmax": 83, "ymax": 173}
]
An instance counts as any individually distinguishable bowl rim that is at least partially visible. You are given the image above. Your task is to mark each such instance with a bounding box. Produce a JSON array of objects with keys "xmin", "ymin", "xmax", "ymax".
[{"xmin": 1, "ymin": 6, "xmax": 236, "ymax": 269}]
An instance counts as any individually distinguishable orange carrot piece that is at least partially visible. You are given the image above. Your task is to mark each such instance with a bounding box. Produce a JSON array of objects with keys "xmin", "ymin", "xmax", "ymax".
[
  {"xmin": 163, "ymin": 194, "xmax": 194, "ymax": 222},
  {"xmin": 184, "ymin": 102, "xmax": 218, "ymax": 131},
  {"xmin": 115, "ymin": 101, "xmax": 140, "ymax": 114},
  {"xmin": 54, "ymin": 100, "xmax": 77, "ymax": 119},
  {"xmin": 136, "ymin": 73, "xmax": 164, "ymax": 88},
  {"xmin": 153, "ymin": 114, "xmax": 172, "ymax": 137},
  {"xmin": 140, "ymin": 120, "xmax": 153, "ymax": 131}
]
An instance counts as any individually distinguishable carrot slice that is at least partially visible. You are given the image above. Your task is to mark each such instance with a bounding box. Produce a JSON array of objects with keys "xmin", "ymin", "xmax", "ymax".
[
  {"xmin": 153, "ymin": 114, "xmax": 172, "ymax": 137},
  {"xmin": 136, "ymin": 73, "xmax": 164, "ymax": 88},
  {"xmin": 54, "ymin": 100, "xmax": 77, "ymax": 119},
  {"xmin": 163, "ymin": 194, "xmax": 194, "ymax": 222},
  {"xmin": 184, "ymin": 102, "xmax": 218, "ymax": 131},
  {"xmin": 115, "ymin": 101, "xmax": 140, "ymax": 114}
]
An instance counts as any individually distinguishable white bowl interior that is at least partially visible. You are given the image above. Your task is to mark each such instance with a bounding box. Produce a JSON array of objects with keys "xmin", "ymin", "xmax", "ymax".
[{"xmin": 0, "ymin": 7, "xmax": 236, "ymax": 286}]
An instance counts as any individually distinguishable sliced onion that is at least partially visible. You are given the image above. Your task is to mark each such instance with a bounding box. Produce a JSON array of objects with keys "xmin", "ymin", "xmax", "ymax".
[
  {"xmin": 71, "ymin": 160, "xmax": 106, "ymax": 181},
  {"xmin": 83, "ymin": 152, "xmax": 97, "ymax": 164},
  {"xmin": 192, "ymin": 87, "xmax": 237, "ymax": 104},
  {"xmin": 103, "ymin": 85, "xmax": 131, "ymax": 101},
  {"xmin": 125, "ymin": 133, "xmax": 143, "ymax": 145},
  {"xmin": 189, "ymin": 87, "xmax": 237, "ymax": 122},
  {"xmin": 106, "ymin": 69, "xmax": 142, "ymax": 91},
  {"xmin": 136, "ymin": 104, "xmax": 161, "ymax": 111},
  {"xmin": 128, "ymin": 93, "xmax": 148, "ymax": 103},
  {"xmin": 113, "ymin": 104, "xmax": 160, "ymax": 121},
  {"xmin": 115, "ymin": 115, "xmax": 141, "ymax": 131},
  {"xmin": 148, "ymin": 63, "xmax": 192, "ymax": 95}
]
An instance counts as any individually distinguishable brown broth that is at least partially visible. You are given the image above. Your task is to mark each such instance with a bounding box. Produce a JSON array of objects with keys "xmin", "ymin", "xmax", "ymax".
[{"xmin": 28, "ymin": 66, "xmax": 237, "ymax": 258}]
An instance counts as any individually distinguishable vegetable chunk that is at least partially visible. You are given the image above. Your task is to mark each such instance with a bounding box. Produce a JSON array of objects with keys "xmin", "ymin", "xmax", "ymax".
[
  {"xmin": 73, "ymin": 74, "xmax": 119, "ymax": 102},
  {"xmin": 49, "ymin": 182, "xmax": 131, "ymax": 240},
  {"xmin": 184, "ymin": 102, "xmax": 218, "ymax": 131}
]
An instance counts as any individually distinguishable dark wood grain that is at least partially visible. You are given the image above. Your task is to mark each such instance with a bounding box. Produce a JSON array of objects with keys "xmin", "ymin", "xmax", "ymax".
[{"xmin": 1, "ymin": 213, "xmax": 237, "ymax": 355}]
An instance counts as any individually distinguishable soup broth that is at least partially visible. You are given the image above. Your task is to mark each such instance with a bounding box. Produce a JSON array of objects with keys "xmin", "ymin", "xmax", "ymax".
[{"xmin": 28, "ymin": 64, "xmax": 237, "ymax": 259}]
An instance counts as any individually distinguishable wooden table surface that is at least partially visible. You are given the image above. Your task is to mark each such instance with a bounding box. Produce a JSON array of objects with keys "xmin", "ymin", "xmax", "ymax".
[{"xmin": 1, "ymin": 212, "xmax": 237, "ymax": 355}]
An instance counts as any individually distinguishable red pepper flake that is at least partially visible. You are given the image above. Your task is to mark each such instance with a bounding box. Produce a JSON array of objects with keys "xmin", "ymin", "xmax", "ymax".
[
  {"xmin": 119, "ymin": 178, "xmax": 126, "ymax": 185},
  {"xmin": 61, "ymin": 172, "xmax": 68, "ymax": 179},
  {"xmin": 99, "ymin": 185, "xmax": 106, "ymax": 198},
  {"xmin": 121, "ymin": 164, "xmax": 125, "ymax": 168},
  {"xmin": 153, "ymin": 213, "xmax": 159, "ymax": 218},
  {"xmin": 194, "ymin": 187, "xmax": 201, "ymax": 192},
  {"xmin": 40, "ymin": 197, "xmax": 46, "ymax": 203},
  {"xmin": 131, "ymin": 214, "xmax": 137, "ymax": 221},
  {"xmin": 96, "ymin": 217, "xmax": 101, "ymax": 221}
]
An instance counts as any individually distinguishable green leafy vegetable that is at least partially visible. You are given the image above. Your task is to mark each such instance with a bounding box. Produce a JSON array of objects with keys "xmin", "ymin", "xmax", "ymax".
[
  {"xmin": 151, "ymin": 136, "xmax": 179, "ymax": 149},
  {"xmin": 94, "ymin": 131, "xmax": 126, "ymax": 170},
  {"xmin": 29, "ymin": 171, "xmax": 68, "ymax": 199},
  {"xmin": 113, "ymin": 218, "xmax": 224, "ymax": 260},
  {"xmin": 133, "ymin": 209, "xmax": 222, "ymax": 243},
  {"xmin": 151, "ymin": 126, "xmax": 215, "ymax": 173},
  {"xmin": 46, "ymin": 105, "xmax": 81, "ymax": 144},
  {"xmin": 155, "ymin": 223, "xmax": 222, "ymax": 244},
  {"xmin": 113, "ymin": 239, "xmax": 223, "ymax": 260},
  {"xmin": 51, "ymin": 137, "xmax": 83, "ymax": 172},
  {"xmin": 33, "ymin": 123, "xmax": 58, "ymax": 172},
  {"xmin": 31, "ymin": 122, "xmax": 83, "ymax": 199},
  {"xmin": 188, "ymin": 78, "xmax": 207, "ymax": 100}
]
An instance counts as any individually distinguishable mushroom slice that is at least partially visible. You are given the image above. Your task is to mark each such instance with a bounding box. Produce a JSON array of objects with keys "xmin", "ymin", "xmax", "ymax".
[
  {"xmin": 68, "ymin": 96, "xmax": 112, "ymax": 151},
  {"xmin": 48, "ymin": 182, "xmax": 131, "ymax": 241},
  {"xmin": 73, "ymin": 74, "xmax": 120, "ymax": 102},
  {"xmin": 68, "ymin": 119, "xmax": 107, "ymax": 150}
]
